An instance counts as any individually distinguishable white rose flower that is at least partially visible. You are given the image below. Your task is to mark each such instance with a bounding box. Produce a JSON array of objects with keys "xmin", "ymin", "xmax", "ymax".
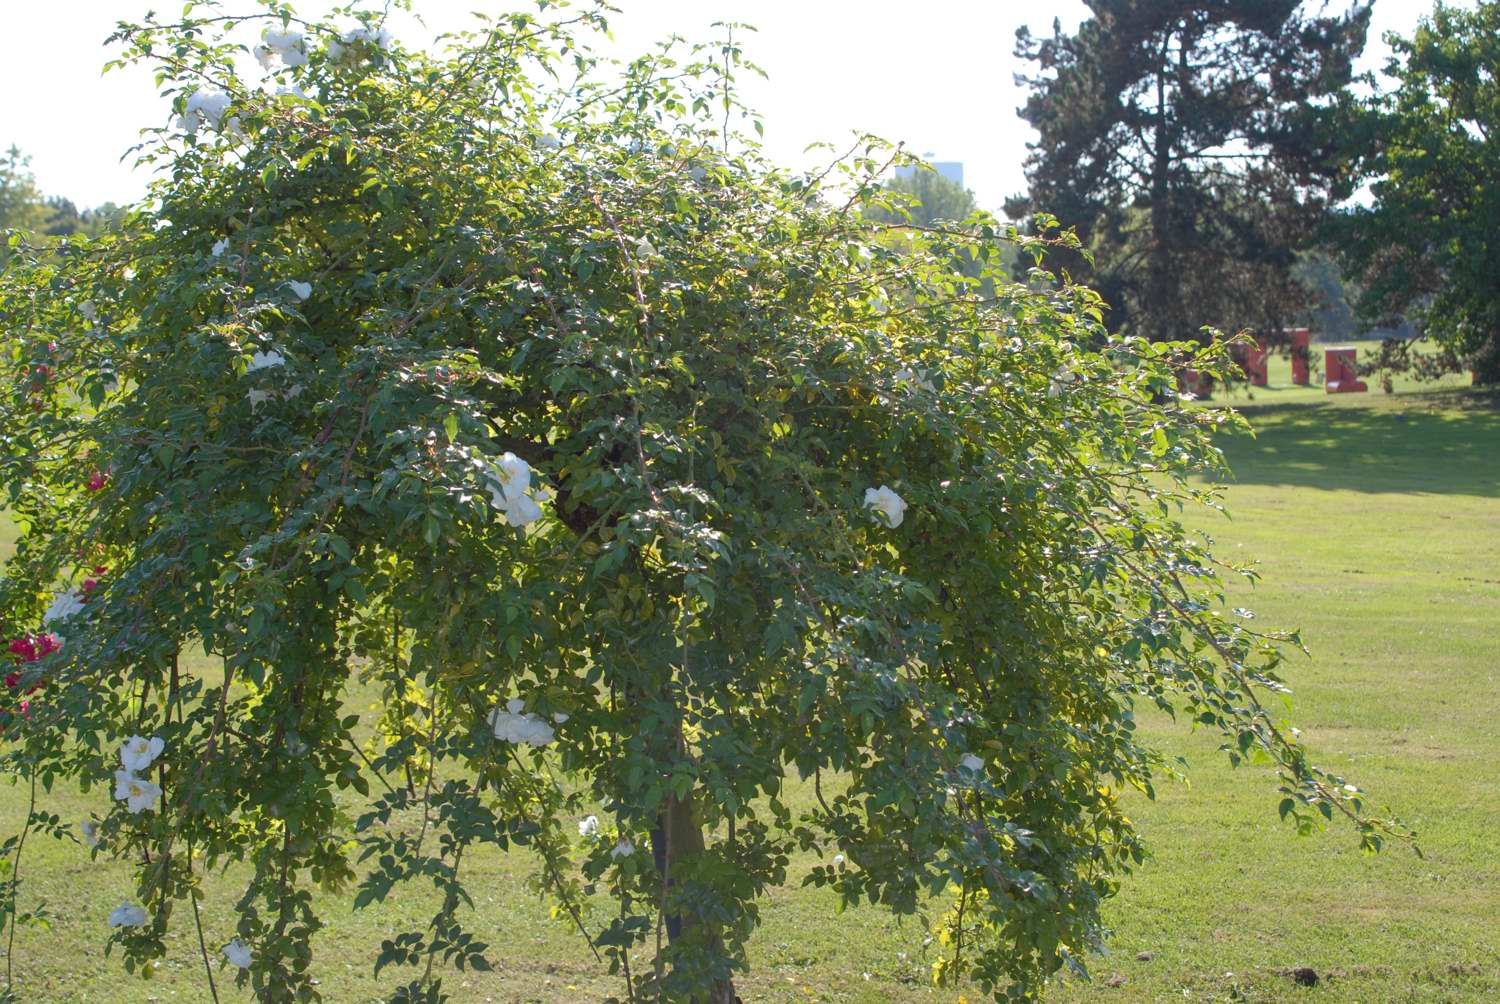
[
  {"xmin": 263, "ymin": 28, "xmax": 308, "ymax": 67},
  {"xmin": 43, "ymin": 589, "xmax": 86, "ymax": 626},
  {"xmin": 1048, "ymin": 366, "xmax": 1075, "ymax": 397},
  {"xmin": 959, "ymin": 753, "xmax": 985, "ymax": 774},
  {"xmin": 109, "ymin": 902, "xmax": 148, "ymax": 928},
  {"xmin": 578, "ymin": 815, "xmax": 599, "ymax": 838},
  {"xmin": 333, "ymin": 25, "xmax": 394, "ymax": 60},
  {"xmin": 81, "ymin": 820, "xmax": 101, "ymax": 848},
  {"xmin": 863, "ymin": 485, "xmax": 907, "ymax": 528},
  {"xmin": 610, "ymin": 838, "xmax": 635, "ymax": 859},
  {"xmin": 485, "ymin": 453, "xmax": 546, "ymax": 527},
  {"xmin": 487, "ymin": 702, "xmax": 555, "ymax": 746},
  {"xmin": 285, "ymin": 280, "xmax": 312, "ymax": 301},
  {"xmin": 500, "ymin": 493, "xmax": 543, "ymax": 528},
  {"xmin": 119, "ymin": 735, "xmax": 165, "ymax": 773},
  {"xmin": 177, "ymin": 89, "xmax": 232, "ymax": 133},
  {"xmin": 222, "ymin": 938, "xmax": 253, "ymax": 969},
  {"xmin": 247, "ymin": 350, "xmax": 286, "ymax": 372},
  {"xmin": 489, "ymin": 452, "xmax": 531, "ymax": 498},
  {"xmin": 894, "ymin": 367, "xmax": 935, "ymax": 393},
  {"xmin": 114, "ymin": 769, "xmax": 162, "ymax": 814}
]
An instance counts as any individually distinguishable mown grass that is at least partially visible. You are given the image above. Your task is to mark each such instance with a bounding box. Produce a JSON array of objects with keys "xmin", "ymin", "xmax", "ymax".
[{"xmin": 1, "ymin": 346, "xmax": 1496, "ymax": 1003}]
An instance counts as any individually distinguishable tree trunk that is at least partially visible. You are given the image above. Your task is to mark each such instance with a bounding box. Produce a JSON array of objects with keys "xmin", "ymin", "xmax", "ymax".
[
  {"xmin": 1147, "ymin": 31, "xmax": 1175, "ymax": 345},
  {"xmin": 1473, "ymin": 330, "xmax": 1500, "ymax": 385},
  {"xmin": 649, "ymin": 792, "xmax": 737, "ymax": 1003}
]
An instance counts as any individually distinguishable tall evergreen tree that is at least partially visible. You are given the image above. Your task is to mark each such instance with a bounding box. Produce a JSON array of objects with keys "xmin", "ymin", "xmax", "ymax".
[{"xmin": 1007, "ymin": 1, "xmax": 1370, "ymax": 343}]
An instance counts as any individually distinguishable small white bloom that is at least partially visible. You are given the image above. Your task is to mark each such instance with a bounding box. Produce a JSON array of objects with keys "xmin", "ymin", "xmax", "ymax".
[
  {"xmin": 43, "ymin": 589, "xmax": 86, "ymax": 626},
  {"xmin": 211, "ymin": 237, "xmax": 230, "ymax": 257},
  {"xmin": 81, "ymin": 820, "xmax": 100, "ymax": 848},
  {"xmin": 832, "ymin": 853, "xmax": 845, "ymax": 866},
  {"xmin": 222, "ymin": 938, "xmax": 253, "ymax": 969},
  {"xmin": 119, "ymin": 735, "xmax": 165, "ymax": 773},
  {"xmin": 489, "ymin": 452, "xmax": 531, "ymax": 499},
  {"xmin": 247, "ymin": 350, "xmax": 286, "ymax": 372},
  {"xmin": 114, "ymin": 769, "xmax": 162, "ymax": 814},
  {"xmin": 579, "ymin": 815, "xmax": 599, "ymax": 838},
  {"xmin": 501, "ymin": 493, "xmax": 543, "ymax": 528},
  {"xmin": 1048, "ymin": 366, "xmax": 1075, "ymax": 397},
  {"xmin": 863, "ymin": 485, "xmax": 907, "ymax": 529},
  {"xmin": 285, "ymin": 280, "xmax": 312, "ymax": 301},
  {"xmin": 552, "ymin": 712, "xmax": 569, "ymax": 724},
  {"xmin": 337, "ymin": 25, "xmax": 394, "ymax": 53},
  {"xmin": 610, "ymin": 838, "xmax": 635, "ymax": 859},
  {"xmin": 485, "ymin": 453, "xmax": 546, "ymax": 527},
  {"xmin": 259, "ymin": 28, "xmax": 307, "ymax": 69},
  {"xmin": 959, "ymin": 753, "xmax": 985, "ymax": 774},
  {"xmin": 177, "ymin": 89, "xmax": 232, "ymax": 133},
  {"xmin": 487, "ymin": 702, "xmax": 555, "ymax": 746},
  {"xmin": 109, "ymin": 902, "xmax": 148, "ymax": 928},
  {"xmin": 894, "ymin": 367, "xmax": 935, "ymax": 393}
]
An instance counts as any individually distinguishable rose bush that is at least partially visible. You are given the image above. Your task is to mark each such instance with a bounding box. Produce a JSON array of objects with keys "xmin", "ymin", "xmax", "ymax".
[{"xmin": 0, "ymin": 2, "xmax": 1409, "ymax": 1001}]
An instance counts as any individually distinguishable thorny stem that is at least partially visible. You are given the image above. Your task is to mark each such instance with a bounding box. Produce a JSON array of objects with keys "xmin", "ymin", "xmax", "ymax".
[
  {"xmin": 500, "ymin": 748, "xmax": 603, "ymax": 963},
  {"xmin": 4, "ymin": 771, "xmax": 37, "ymax": 991},
  {"xmin": 187, "ymin": 837, "xmax": 223, "ymax": 1004}
]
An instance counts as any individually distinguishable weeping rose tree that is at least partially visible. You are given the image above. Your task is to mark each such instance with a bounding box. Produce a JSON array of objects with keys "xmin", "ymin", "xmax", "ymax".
[{"xmin": 0, "ymin": 2, "xmax": 1410, "ymax": 1001}]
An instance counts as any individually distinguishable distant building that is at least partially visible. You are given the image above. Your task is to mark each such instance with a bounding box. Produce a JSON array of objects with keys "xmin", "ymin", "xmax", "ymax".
[{"xmin": 895, "ymin": 158, "xmax": 963, "ymax": 188}]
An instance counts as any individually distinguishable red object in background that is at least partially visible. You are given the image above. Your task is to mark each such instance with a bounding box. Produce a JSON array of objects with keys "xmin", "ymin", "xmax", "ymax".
[
  {"xmin": 1325, "ymin": 347, "xmax": 1368, "ymax": 393},
  {"xmin": 1227, "ymin": 340, "xmax": 1269, "ymax": 387},
  {"xmin": 87, "ymin": 470, "xmax": 109, "ymax": 492},
  {"xmin": 1287, "ymin": 328, "xmax": 1312, "ymax": 385},
  {"xmin": 1248, "ymin": 339, "xmax": 1270, "ymax": 387}
]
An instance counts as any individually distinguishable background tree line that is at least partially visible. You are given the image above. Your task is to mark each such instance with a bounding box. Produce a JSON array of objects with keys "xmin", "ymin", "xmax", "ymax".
[
  {"xmin": 0, "ymin": 146, "xmax": 120, "ymax": 265},
  {"xmin": 877, "ymin": 1, "xmax": 1495, "ymax": 385}
]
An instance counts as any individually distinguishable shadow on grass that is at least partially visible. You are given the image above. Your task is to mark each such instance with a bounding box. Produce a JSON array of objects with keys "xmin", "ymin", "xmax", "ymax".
[{"xmin": 1216, "ymin": 388, "xmax": 1500, "ymax": 497}]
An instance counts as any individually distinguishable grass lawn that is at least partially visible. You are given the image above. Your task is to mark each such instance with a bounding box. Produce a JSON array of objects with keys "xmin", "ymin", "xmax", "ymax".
[{"xmin": 1, "ymin": 349, "xmax": 1496, "ymax": 1002}]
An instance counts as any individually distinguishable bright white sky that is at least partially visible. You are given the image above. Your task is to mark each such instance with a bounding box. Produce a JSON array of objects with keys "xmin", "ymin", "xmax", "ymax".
[{"xmin": 0, "ymin": 1, "xmax": 1454, "ymax": 213}]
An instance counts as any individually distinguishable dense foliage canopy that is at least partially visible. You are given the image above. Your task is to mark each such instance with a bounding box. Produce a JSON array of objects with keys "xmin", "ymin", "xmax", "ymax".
[
  {"xmin": 1331, "ymin": 1, "xmax": 1500, "ymax": 385},
  {"xmin": 0, "ymin": 3, "xmax": 1404, "ymax": 1001}
]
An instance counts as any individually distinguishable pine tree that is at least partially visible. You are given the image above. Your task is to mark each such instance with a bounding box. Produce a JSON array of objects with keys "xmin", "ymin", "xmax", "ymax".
[{"xmin": 1008, "ymin": 1, "xmax": 1370, "ymax": 344}]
